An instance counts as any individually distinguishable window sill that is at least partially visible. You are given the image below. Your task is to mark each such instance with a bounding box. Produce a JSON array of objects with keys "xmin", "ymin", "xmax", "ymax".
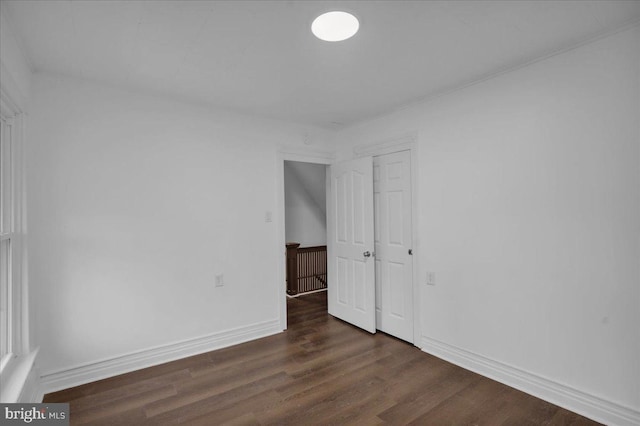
[{"xmin": 0, "ymin": 348, "xmax": 38, "ymax": 403}]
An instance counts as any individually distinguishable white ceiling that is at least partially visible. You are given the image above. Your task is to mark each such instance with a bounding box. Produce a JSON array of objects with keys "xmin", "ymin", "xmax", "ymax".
[{"xmin": 4, "ymin": 0, "xmax": 640, "ymax": 128}]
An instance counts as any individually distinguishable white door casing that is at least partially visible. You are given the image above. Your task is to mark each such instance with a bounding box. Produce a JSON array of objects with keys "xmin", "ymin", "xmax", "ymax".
[
  {"xmin": 327, "ymin": 157, "xmax": 376, "ymax": 333},
  {"xmin": 373, "ymin": 150, "xmax": 414, "ymax": 342}
]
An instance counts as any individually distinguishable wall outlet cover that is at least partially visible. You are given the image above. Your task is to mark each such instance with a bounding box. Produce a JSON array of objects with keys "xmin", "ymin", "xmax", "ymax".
[
  {"xmin": 427, "ymin": 272, "xmax": 435, "ymax": 286},
  {"xmin": 215, "ymin": 274, "xmax": 224, "ymax": 287}
]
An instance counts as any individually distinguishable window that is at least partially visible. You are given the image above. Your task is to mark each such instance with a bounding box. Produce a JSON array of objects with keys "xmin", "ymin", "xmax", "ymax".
[
  {"xmin": 0, "ymin": 111, "xmax": 14, "ymax": 369},
  {"xmin": 0, "ymin": 93, "xmax": 25, "ymax": 378}
]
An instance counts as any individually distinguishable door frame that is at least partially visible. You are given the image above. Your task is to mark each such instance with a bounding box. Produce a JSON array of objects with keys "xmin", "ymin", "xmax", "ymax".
[
  {"xmin": 353, "ymin": 132, "xmax": 421, "ymax": 347},
  {"xmin": 275, "ymin": 134, "xmax": 420, "ymax": 347},
  {"xmin": 276, "ymin": 147, "xmax": 334, "ymax": 331}
]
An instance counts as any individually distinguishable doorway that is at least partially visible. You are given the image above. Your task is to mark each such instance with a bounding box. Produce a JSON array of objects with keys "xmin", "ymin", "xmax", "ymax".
[
  {"xmin": 283, "ymin": 160, "xmax": 330, "ymax": 323},
  {"xmin": 277, "ymin": 143, "xmax": 418, "ymax": 345}
]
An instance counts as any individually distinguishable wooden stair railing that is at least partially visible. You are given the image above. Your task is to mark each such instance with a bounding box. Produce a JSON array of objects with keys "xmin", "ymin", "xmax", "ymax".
[{"xmin": 286, "ymin": 243, "xmax": 327, "ymax": 295}]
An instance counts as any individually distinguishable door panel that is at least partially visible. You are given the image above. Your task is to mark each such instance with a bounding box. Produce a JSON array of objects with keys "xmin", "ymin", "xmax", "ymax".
[
  {"xmin": 374, "ymin": 150, "xmax": 413, "ymax": 342},
  {"xmin": 336, "ymin": 173, "xmax": 348, "ymax": 242},
  {"xmin": 353, "ymin": 259, "xmax": 367, "ymax": 311},
  {"xmin": 388, "ymin": 261, "xmax": 405, "ymax": 317},
  {"xmin": 327, "ymin": 157, "xmax": 376, "ymax": 333},
  {"xmin": 388, "ymin": 191, "xmax": 404, "ymax": 244},
  {"xmin": 337, "ymin": 256, "xmax": 349, "ymax": 304}
]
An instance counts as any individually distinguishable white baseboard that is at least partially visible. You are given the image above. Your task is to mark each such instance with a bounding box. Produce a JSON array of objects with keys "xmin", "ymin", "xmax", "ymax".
[
  {"xmin": 286, "ymin": 288, "xmax": 327, "ymax": 298},
  {"xmin": 421, "ymin": 336, "xmax": 640, "ymax": 426},
  {"xmin": 40, "ymin": 319, "xmax": 282, "ymax": 395},
  {"xmin": 1, "ymin": 349, "xmax": 39, "ymax": 403}
]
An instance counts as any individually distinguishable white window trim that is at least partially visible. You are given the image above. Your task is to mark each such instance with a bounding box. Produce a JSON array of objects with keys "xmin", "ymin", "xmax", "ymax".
[{"xmin": 0, "ymin": 84, "xmax": 34, "ymax": 402}]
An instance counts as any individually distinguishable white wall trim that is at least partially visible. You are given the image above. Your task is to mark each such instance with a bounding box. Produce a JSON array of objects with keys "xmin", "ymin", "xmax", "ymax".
[
  {"xmin": 352, "ymin": 132, "xmax": 418, "ymax": 158},
  {"xmin": 0, "ymin": 78, "xmax": 33, "ymax": 404},
  {"xmin": 0, "ymin": 349, "xmax": 38, "ymax": 402},
  {"xmin": 278, "ymin": 145, "xmax": 335, "ymax": 164},
  {"xmin": 40, "ymin": 319, "xmax": 281, "ymax": 395},
  {"xmin": 421, "ymin": 336, "xmax": 640, "ymax": 426},
  {"xmin": 19, "ymin": 365, "xmax": 43, "ymax": 403},
  {"xmin": 276, "ymin": 148, "xmax": 333, "ymax": 332}
]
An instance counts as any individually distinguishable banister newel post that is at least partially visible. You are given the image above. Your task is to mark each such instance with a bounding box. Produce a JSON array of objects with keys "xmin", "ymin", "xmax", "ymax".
[{"xmin": 286, "ymin": 242, "xmax": 300, "ymax": 295}]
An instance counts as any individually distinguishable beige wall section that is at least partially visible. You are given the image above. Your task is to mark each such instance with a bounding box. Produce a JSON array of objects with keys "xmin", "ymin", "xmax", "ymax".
[{"xmin": 335, "ymin": 26, "xmax": 640, "ymax": 411}]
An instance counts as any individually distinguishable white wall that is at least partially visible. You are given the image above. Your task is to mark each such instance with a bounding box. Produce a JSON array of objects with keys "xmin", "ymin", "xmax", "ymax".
[
  {"xmin": 26, "ymin": 73, "xmax": 330, "ymax": 381},
  {"xmin": 335, "ymin": 26, "xmax": 640, "ymax": 417},
  {"xmin": 0, "ymin": 3, "xmax": 31, "ymax": 109},
  {"xmin": 284, "ymin": 161, "xmax": 326, "ymax": 246}
]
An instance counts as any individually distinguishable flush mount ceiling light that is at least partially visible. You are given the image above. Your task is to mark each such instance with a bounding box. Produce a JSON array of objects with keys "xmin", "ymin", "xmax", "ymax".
[{"xmin": 311, "ymin": 11, "xmax": 359, "ymax": 42}]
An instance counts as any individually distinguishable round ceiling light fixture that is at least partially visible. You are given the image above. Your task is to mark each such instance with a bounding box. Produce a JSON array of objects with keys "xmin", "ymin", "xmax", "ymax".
[{"xmin": 311, "ymin": 11, "xmax": 359, "ymax": 42}]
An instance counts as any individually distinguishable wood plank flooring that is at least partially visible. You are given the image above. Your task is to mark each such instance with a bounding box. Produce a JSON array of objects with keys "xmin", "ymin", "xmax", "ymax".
[{"xmin": 44, "ymin": 291, "xmax": 601, "ymax": 425}]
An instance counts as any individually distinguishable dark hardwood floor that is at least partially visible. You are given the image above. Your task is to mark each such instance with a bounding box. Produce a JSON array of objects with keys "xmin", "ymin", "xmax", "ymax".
[{"xmin": 44, "ymin": 291, "xmax": 600, "ymax": 425}]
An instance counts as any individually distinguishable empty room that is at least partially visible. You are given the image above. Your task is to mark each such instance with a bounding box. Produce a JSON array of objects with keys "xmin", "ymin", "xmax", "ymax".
[{"xmin": 0, "ymin": 1, "xmax": 638, "ymax": 425}]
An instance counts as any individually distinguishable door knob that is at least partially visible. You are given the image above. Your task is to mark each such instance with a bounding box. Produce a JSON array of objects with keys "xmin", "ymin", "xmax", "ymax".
[{"xmin": 363, "ymin": 251, "xmax": 372, "ymax": 258}]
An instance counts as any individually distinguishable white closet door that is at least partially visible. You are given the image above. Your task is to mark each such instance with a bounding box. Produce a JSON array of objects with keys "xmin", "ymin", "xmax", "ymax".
[{"xmin": 374, "ymin": 150, "xmax": 414, "ymax": 342}]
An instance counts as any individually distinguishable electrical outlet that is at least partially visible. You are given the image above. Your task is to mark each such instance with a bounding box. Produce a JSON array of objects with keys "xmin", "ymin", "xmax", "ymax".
[
  {"xmin": 215, "ymin": 274, "xmax": 224, "ymax": 287},
  {"xmin": 426, "ymin": 272, "xmax": 435, "ymax": 286},
  {"xmin": 265, "ymin": 211, "xmax": 273, "ymax": 223}
]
